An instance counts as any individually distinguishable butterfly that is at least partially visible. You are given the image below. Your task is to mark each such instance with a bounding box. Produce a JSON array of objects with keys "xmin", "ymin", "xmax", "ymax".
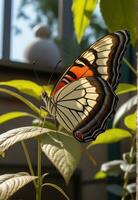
[{"xmin": 42, "ymin": 30, "xmax": 129, "ymax": 142}]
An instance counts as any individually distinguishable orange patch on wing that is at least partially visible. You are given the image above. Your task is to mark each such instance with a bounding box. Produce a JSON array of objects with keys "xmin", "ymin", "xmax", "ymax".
[
  {"xmin": 51, "ymin": 65, "xmax": 94, "ymax": 96},
  {"xmin": 70, "ymin": 65, "xmax": 94, "ymax": 78}
]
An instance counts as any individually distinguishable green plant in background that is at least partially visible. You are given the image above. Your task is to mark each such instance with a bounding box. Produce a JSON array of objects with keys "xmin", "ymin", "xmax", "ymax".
[{"xmin": 0, "ymin": 0, "xmax": 137, "ymax": 200}]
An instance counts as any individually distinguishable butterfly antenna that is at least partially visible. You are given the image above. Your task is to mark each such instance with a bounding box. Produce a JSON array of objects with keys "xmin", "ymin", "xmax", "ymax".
[
  {"xmin": 47, "ymin": 59, "xmax": 62, "ymax": 86},
  {"xmin": 32, "ymin": 61, "xmax": 47, "ymax": 93}
]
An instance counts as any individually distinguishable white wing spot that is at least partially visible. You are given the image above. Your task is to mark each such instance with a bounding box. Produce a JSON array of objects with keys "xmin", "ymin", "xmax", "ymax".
[
  {"xmin": 96, "ymin": 58, "xmax": 108, "ymax": 65},
  {"xmin": 97, "ymin": 66, "xmax": 108, "ymax": 74},
  {"xmin": 82, "ymin": 52, "xmax": 95, "ymax": 63},
  {"xmin": 101, "ymin": 75, "xmax": 108, "ymax": 80},
  {"xmin": 86, "ymin": 87, "xmax": 96, "ymax": 93},
  {"xmin": 97, "ymin": 50, "xmax": 110, "ymax": 58},
  {"xmin": 87, "ymin": 99, "xmax": 97, "ymax": 107},
  {"xmin": 78, "ymin": 98, "xmax": 87, "ymax": 105},
  {"xmin": 85, "ymin": 93, "xmax": 98, "ymax": 100},
  {"xmin": 95, "ymin": 43, "xmax": 112, "ymax": 52},
  {"xmin": 75, "ymin": 59, "xmax": 85, "ymax": 65}
]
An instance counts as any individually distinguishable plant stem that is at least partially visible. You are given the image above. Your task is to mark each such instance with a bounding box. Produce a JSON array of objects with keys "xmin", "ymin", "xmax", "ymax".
[
  {"xmin": 121, "ymin": 135, "xmax": 136, "ymax": 200},
  {"xmin": 123, "ymin": 58, "xmax": 138, "ymax": 76},
  {"xmin": 36, "ymin": 140, "xmax": 42, "ymax": 200},
  {"xmin": 21, "ymin": 141, "xmax": 37, "ymax": 188}
]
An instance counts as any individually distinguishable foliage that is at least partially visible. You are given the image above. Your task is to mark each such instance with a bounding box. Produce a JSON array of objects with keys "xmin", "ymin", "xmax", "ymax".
[
  {"xmin": 72, "ymin": 0, "xmax": 98, "ymax": 43},
  {"xmin": 0, "ymin": 0, "xmax": 137, "ymax": 199},
  {"xmin": 72, "ymin": 0, "xmax": 137, "ymax": 45}
]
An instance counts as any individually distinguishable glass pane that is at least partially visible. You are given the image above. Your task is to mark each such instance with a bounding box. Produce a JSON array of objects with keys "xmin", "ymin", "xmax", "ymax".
[{"xmin": 11, "ymin": 0, "xmax": 48, "ymax": 63}]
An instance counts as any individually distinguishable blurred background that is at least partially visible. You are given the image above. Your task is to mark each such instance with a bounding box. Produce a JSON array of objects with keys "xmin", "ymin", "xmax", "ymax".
[{"xmin": 0, "ymin": 0, "xmax": 136, "ymax": 200}]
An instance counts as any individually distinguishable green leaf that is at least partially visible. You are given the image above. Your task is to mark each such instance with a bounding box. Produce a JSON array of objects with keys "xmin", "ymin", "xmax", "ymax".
[
  {"xmin": 0, "ymin": 88, "xmax": 40, "ymax": 115},
  {"xmin": 72, "ymin": 0, "xmax": 98, "ymax": 43},
  {"xmin": 94, "ymin": 171, "xmax": 107, "ymax": 180},
  {"xmin": 0, "ymin": 112, "xmax": 35, "ymax": 124},
  {"xmin": 113, "ymin": 95, "xmax": 137, "ymax": 127},
  {"xmin": 100, "ymin": 0, "xmax": 137, "ymax": 45},
  {"xmin": 40, "ymin": 132, "xmax": 82, "ymax": 183},
  {"xmin": 115, "ymin": 83, "xmax": 137, "ymax": 95},
  {"xmin": 124, "ymin": 112, "xmax": 136, "ymax": 131},
  {"xmin": 0, "ymin": 80, "xmax": 53, "ymax": 100},
  {"xmin": 43, "ymin": 183, "xmax": 70, "ymax": 200},
  {"xmin": 0, "ymin": 80, "xmax": 43, "ymax": 99},
  {"xmin": 87, "ymin": 128, "xmax": 131, "ymax": 148}
]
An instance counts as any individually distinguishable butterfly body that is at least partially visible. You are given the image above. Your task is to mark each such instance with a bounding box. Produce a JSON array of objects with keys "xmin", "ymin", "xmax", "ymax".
[{"xmin": 42, "ymin": 30, "xmax": 129, "ymax": 142}]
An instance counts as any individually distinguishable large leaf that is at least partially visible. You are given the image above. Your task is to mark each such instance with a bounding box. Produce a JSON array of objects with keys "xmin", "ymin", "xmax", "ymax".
[
  {"xmin": 0, "ymin": 172, "xmax": 37, "ymax": 200},
  {"xmin": 124, "ymin": 112, "xmax": 136, "ymax": 131},
  {"xmin": 100, "ymin": 0, "xmax": 137, "ymax": 45},
  {"xmin": 0, "ymin": 112, "xmax": 35, "ymax": 124},
  {"xmin": 87, "ymin": 128, "xmax": 131, "ymax": 148},
  {"xmin": 40, "ymin": 132, "xmax": 82, "ymax": 183},
  {"xmin": 115, "ymin": 83, "xmax": 137, "ymax": 95},
  {"xmin": 0, "ymin": 80, "xmax": 41, "ymax": 99},
  {"xmin": 113, "ymin": 95, "xmax": 137, "ymax": 127},
  {"xmin": 72, "ymin": 0, "xmax": 98, "ymax": 43},
  {"xmin": 0, "ymin": 80, "xmax": 53, "ymax": 99},
  {"xmin": 0, "ymin": 126, "xmax": 50, "ymax": 154}
]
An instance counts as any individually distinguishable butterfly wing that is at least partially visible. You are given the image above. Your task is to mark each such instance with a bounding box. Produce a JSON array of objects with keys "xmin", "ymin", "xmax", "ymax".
[
  {"xmin": 50, "ymin": 77, "xmax": 117, "ymax": 142},
  {"xmin": 51, "ymin": 30, "xmax": 129, "ymax": 96}
]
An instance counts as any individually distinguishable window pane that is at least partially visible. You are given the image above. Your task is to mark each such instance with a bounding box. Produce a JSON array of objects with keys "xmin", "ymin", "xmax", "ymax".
[{"xmin": 11, "ymin": 0, "xmax": 36, "ymax": 62}]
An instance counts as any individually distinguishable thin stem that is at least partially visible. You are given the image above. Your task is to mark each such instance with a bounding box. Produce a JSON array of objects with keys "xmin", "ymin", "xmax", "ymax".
[
  {"xmin": 83, "ymin": 147, "xmax": 97, "ymax": 166},
  {"xmin": 123, "ymin": 58, "xmax": 138, "ymax": 76},
  {"xmin": 121, "ymin": 136, "xmax": 136, "ymax": 200},
  {"xmin": 21, "ymin": 141, "xmax": 37, "ymax": 188},
  {"xmin": 36, "ymin": 140, "xmax": 42, "ymax": 200}
]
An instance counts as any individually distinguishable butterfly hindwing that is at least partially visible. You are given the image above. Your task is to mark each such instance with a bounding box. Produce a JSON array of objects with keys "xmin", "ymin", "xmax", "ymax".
[
  {"xmin": 51, "ymin": 30, "xmax": 129, "ymax": 96},
  {"xmin": 50, "ymin": 77, "xmax": 117, "ymax": 142}
]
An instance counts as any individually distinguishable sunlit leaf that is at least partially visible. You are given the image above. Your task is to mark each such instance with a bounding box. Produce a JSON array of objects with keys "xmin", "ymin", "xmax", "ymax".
[
  {"xmin": 40, "ymin": 132, "xmax": 82, "ymax": 183},
  {"xmin": 87, "ymin": 128, "xmax": 131, "ymax": 148},
  {"xmin": 115, "ymin": 83, "xmax": 137, "ymax": 95},
  {"xmin": 0, "ymin": 80, "xmax": 41, "ymax": 99},
  {"xmin": 0, "ymin": 172, "xmax": 37, "ymax": 200},
  {"xmin": 94, "ymin": 171, "xmax": 107, "ymax": 180},
  {"xmin": 43, "ymin": 183, "xmax": 70, "ymax": 200},
  {"xmin": 0, "ymin": 112, "xmax": 35, "ymax": 124},
  {"xmin": 72, "ymin": 0, "xmax": 98, "ymax": 43},
  {"xmin": 100, "ymin": 0, "xmax": 137, "ymax": 45},
  {"xmin": 0, "ymin": 126, "xmax": 50, "ymax": 154},
  {"xmin": 113, "ymin": 95, "xmax": 137, "ymax": 127},
  {"xmin": 0, "ymin": 80, "xmax": 53, "ymax": 99},
  {"xmin": 124, "ymin": 112, "xmax": 136, "ymax": 131}
]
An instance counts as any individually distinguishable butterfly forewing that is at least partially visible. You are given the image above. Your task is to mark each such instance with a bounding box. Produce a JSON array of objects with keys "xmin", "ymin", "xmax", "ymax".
[{"xmin": 51, "ymin": 30, "xmax": 129, "ymax": 96}]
